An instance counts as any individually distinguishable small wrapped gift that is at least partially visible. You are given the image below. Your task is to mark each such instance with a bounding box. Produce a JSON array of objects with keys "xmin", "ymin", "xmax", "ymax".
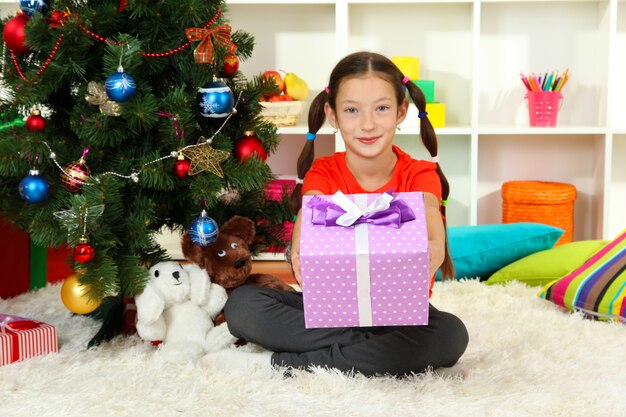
[
  {"xmin": 1, "ymin": 214, "xmax": 73, "ymax": 298},
  {"xmin": 263, "ymin": 179, "xmax": 297, "ymax": 253},
  {"xmin": 0, "ymin": 314, "xmax": 58, "ymax": 366},
  {"xmin": 265, "ymin": 178, "xmax": 296, "ymax": 202},
  {"xmin": 300, "ymin": 191, "xmax": 430, "ymax": 328}
]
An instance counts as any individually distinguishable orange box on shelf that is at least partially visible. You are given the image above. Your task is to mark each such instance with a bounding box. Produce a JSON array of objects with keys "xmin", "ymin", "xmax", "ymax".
[{"xmin": 502, "ymin": 180, "xmax": 577, "ymax": 245}]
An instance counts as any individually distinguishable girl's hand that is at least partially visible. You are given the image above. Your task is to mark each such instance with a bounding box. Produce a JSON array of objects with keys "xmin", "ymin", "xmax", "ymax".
[
  {"xmin": 291, "ymin": 247, "xmax": 302, "ymax": 286},
  {"xmin": 423, "ymin": 192, "xmax": 446, "ymax": 277},
  {"xmin": 428, "ymin": 238, "xmax": 445, "ymax": 278},
  {"xmin": 291, "ymin": 191, "xmax": 322, "ymax": 287},
  {"xmin": 290, "ymin": 208, "xmax": 305, "ymax": 286}
]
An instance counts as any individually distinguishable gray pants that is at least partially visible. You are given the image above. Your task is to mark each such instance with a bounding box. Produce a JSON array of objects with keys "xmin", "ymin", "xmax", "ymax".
[{"xmin": 224, "ymin": 285, "xmax": 469, "ymax": 377}]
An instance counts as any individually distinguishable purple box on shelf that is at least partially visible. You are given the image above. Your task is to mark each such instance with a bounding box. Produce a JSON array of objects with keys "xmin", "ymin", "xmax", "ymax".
[{"xmin": 300, "ymin": 191, "xmax": 430, "ymax": 328}]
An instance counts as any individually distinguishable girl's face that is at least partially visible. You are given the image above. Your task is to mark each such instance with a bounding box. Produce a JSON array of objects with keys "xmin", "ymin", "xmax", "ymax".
[{"xmin": 325, "ymin": 74, "xmax": 408, "ymax": 160}]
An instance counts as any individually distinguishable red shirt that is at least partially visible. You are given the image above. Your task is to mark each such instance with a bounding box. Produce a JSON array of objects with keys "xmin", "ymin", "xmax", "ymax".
[
  {"xmin": 303, "ymin": 145, "xmax": 441, "ymax": 199},
  {"xmin": 302, "ymin": 145, "xmax": 441, "ymax": 296}
]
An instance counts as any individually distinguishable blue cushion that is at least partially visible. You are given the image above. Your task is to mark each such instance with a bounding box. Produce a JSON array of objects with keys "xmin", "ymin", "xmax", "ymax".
[{"xmin": 442, "ymin": 223, "xmax": 564, "ymax": 280}]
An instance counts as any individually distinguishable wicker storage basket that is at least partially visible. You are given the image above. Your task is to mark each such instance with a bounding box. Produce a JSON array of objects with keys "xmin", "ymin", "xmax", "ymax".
[
  {"xmin": 502, "ymin": 180, "xmax": 577, "ymax": 245},
  {"xmin": 260, "ymin": 101, "xmax": 305, "ymax": 126}
]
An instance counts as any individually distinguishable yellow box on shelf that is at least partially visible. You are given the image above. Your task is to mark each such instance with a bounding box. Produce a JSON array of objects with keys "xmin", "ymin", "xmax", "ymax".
[
  {"xmin": 426, "ymin": 103, "xmax": 445, "ymax": 128},
  {"xmin": 391, "ymin": 56, "xmax": 420, "ymax": 80}
]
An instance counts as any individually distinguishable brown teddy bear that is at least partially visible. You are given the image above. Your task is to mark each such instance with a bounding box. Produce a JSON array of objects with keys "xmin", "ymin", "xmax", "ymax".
[{"xmin": 181, "ymin": 215, "xmax": 294, "ymax": 324}]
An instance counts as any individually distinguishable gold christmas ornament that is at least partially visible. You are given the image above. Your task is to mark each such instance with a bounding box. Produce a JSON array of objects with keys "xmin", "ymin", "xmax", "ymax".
[
  {"xmin": 181, "ymin": 137, "xmax": 230, "ymax": 177},
  {"xmin": 60, "ymin": 274, "xmax": 102, "ymax": 315},
  {"xmin": 85, "ymin": 81, "xmax": 122, "ymax": 116},
  {"xmin": 61, "ymin": 157, "xmax": 91, "ymax": 192}
]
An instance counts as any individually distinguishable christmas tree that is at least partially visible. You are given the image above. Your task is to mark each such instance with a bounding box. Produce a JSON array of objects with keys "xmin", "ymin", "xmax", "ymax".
[{"xmin": 0, "ymin": 0, "xmax": 291, "ymax": 341}]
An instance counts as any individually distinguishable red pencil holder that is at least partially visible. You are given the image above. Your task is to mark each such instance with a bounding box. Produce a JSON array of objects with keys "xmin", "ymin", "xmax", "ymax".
[{"xmin": 525, "ymin": 91, "xmax": 563, "ymax": 127}]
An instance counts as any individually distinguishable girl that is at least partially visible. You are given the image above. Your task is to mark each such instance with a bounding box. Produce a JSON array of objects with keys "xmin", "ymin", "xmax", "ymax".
[{"xmin": 201, "ymin": 51, "xmax": 468, "ymax": 377}]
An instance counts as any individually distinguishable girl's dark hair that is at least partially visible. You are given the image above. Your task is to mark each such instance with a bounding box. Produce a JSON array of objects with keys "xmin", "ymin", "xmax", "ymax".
[{"xmin": 291, "ymin": 51, "xmax": 454, "ymax": 279}]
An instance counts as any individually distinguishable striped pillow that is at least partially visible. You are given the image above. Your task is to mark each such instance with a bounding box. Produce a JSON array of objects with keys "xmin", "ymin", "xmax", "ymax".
[{"xmin": 538, "ymin": 229, "xmax": 626, "ymax": 322}]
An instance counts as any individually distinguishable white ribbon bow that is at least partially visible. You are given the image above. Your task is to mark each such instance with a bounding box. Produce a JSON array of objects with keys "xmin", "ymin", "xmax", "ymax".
[
  {"xmin": 331, "ymin": 191, "xmax": 394, "ymax": 227},
  {"xmin": 0, "ymin": 316, "xmax": 9, "ymax": 334}
]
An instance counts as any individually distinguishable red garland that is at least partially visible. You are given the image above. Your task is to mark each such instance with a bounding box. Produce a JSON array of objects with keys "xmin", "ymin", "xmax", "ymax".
[
  {"xmin": 11, "ymin": 34, "xmax": 64, "ymax": 82},
  {"xmin": 78, "ymin": 6, "xmax": 222, "ymax": 58},
  {"xmin": 10, "ymin": 6, "xmax": 223, "ymax": 82}
]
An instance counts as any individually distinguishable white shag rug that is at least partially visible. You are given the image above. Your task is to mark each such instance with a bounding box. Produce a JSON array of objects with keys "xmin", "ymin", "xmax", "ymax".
[{"xmin": 1, "ymin": 279, "xmax": 625, "ymax": 417}]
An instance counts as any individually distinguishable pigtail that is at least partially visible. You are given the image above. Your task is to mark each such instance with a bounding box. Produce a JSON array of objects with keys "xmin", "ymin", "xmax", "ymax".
[
  {"xmin": 289, "ymin": 90, "xmax": 329, "ymax": 214},
  {"xmin": 405, "ymin": 81, "xmax": 455, "ymax": 280}
]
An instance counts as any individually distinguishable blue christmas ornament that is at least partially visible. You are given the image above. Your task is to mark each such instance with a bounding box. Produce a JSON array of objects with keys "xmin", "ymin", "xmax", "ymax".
[
  {"xmin": 19, "ymin": 169, "xmax": 50, "ymax": 204},
  {"xmin": 105, "ymin": 66, "xmax": 137, "ymax": 103},
  {"xmin": 189, "ymin": 210, "xmax": 219, "ymax": 246},
  {"xmin": 20, "ymin": 0, "xmax": 50, "ymax": 16},
  {"xmin": 196, "ymin": 81, "xmax": 234, "ymax": 118}
]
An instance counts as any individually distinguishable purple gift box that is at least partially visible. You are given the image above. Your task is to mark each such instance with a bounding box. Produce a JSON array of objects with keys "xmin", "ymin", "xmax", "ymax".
[{"xmin": 300, "ymin": 191, "xmax": 430, "ymax": 328}]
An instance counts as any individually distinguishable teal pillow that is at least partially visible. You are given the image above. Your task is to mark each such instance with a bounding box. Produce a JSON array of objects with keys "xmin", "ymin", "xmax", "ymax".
[
  {"xmin": 444, "ymin": 223, "xmax": 564, "ymax": 280},
  {"xmin": 485, "ymin": 240, "xmax": 608, "ymax": 287}
]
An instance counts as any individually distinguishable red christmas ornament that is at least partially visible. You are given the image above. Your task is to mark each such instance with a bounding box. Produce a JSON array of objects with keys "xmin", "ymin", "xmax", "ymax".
[
  {"xmin": 219, "ymin": 53, "xmax": 239, "ymax": 78},
  {"xmin": 26, "ymin": 109, "xmax": 46, "ymax": 132},
  {"xmin": 234, "ymin": 131, "xmax": 267, "ymax": 162},
  {"xmin": 61, "ymin": 156, "xmax": 91, "ymax": 192},
  {"xmin": 3, "ymin": 13, "xmax": 30, "ymax": 55},
  {"xmin": 173, "ymin": 154, "xmax": 191, "ymax": 178},
  {"xmin": 73, "ymin": 237, "xmax": 95, "ymax": 263}
]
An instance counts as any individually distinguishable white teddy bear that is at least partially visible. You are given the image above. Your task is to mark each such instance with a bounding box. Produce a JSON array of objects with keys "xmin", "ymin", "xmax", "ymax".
[{"xmin": 135, "ymin": 261, "xmax": 236, "ymax": 363}]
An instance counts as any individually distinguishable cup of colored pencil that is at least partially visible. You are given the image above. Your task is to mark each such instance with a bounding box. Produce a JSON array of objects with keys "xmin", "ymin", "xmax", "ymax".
[{"xmin": 521, "ymin": 70, "xmax": 568, "ymax": 127}]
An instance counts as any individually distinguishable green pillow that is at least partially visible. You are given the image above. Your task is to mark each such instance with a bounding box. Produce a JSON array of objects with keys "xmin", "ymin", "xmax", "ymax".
[
  {"xmin": 485, "ymin": 240, "xmax": 608, "ymax": 287},
  {"xmin": 444, "ymin": 223, "xmax": 564, "ymax": 280}
]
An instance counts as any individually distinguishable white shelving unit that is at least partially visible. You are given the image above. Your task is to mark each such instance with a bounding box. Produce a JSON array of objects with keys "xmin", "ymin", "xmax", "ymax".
[
  {"xmin": 227, "ymin": 0, "xmax": 626, "ymax": 241},
  {"xmin": 1, "ymin": 1, "xmax": 623, "ymax": 248}
]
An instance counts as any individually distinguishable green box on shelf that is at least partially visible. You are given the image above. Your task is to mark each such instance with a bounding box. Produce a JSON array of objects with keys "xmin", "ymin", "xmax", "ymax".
[{"xmin": 411, "ymin": 80, "xmax": 435, "ymax": 103}]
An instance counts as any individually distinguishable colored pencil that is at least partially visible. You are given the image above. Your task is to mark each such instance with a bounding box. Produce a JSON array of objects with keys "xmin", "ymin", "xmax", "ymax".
[{"xmin": 520, "ymin": 69, "xmax": 570, "ymax": 92}]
